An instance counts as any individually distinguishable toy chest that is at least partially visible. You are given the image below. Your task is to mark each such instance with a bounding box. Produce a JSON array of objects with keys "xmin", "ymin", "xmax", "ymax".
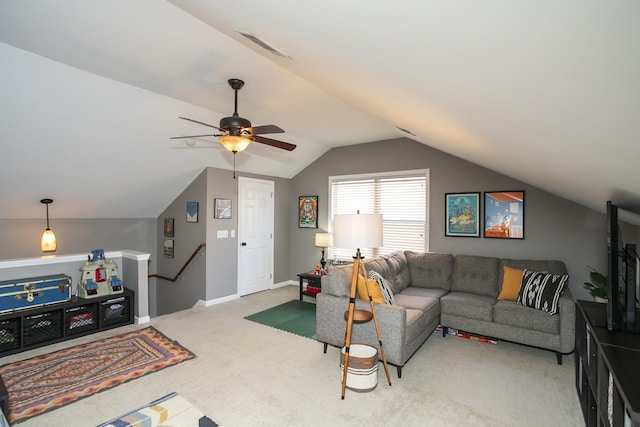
[{"xmin": 0, "ymin": 274, "xmax": 72, "ymax": 314}]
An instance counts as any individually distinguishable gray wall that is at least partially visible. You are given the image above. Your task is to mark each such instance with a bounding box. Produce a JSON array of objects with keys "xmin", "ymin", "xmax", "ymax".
[
  {"xmin": 0, "ymin": 218, "xmax": 156, "ymax": 260},
  {"xmin": 290, "ymin": 138, "xmax": 639, "ymax": 301}
]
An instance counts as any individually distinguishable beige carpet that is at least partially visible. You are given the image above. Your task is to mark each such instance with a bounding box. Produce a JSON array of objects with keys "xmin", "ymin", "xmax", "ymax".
[{"xmin": 4, "ymin": 285, "xmax": 583, "ymax": 427}]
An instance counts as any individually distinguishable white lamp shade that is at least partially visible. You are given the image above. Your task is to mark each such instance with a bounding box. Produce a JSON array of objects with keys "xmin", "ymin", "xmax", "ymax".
[
  {"xmin": 41, "ymin": 228, "xmax": 57, "ymax": 252},
  {"xmin": 333, "ymin": 213, "xmax": 383, "ymax": 250},
  {"xmin": 315, "ymin": 233, "xmax": 332, "ymax": 248}
]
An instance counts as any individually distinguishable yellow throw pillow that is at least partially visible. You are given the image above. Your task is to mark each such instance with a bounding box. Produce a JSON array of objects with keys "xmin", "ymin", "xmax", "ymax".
[
  {"xmin": 356, "ymin": 274, "xmax": 385, "ymax": 304},
  {"xmin": 497, "ymin": 266, "xmax": 524, "ymax": 301}
]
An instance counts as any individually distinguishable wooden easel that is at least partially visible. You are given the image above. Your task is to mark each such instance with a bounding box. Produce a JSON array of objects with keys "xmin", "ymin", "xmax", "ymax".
[{"xmin": 341, "ymin": 249, "xmax": 392, "ymax": 399}]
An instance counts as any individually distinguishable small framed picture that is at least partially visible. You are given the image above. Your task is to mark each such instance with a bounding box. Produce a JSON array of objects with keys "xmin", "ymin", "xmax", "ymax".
[
  {"xmin": 445, "ymin": 192, "xmax": 480, "ymax": 237},
  {"xmin": 163, "ymin": 239, "xmax": 174, "ymax": 258},
  {"xmin": 214, "ymin": 198, "xmax": 232, "ymax": 219},
  {"xmin": 186, "ymin": 202, "xmax": 199, "ymax": 223},
  {"xmin": 484, "ymin": 191, "xmax": 525, "ymax": 239},
  {"xmin": 163, "ymin": 218, "xmax": 174, "ymax": 237},
  {"xmin": 298, "ymin": 195, "xmax": 318, "ymax": 228}
]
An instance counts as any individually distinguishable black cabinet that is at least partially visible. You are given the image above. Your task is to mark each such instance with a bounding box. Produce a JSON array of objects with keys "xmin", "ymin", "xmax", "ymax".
[
  {"xmin": 0, "ymin": 289, "xmax": 134, "ymax": 357},
  {"xmin": 298, "ymin": 272, "xmax": 322, "ymax": 300},
  {"xmin": 575, "ymin": 300, "xmax": 640, "ymax": 426}
]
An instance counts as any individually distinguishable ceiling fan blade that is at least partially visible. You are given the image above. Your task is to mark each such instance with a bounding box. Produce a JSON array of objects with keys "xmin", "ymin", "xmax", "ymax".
[
  {"xmin": 252, "ymin": 124, "xmax": 284, "ymax": 135},
  {"xmin": 170, "ymin": 134, "xmax": 218, "ymax": 139},
  {"xmin": 253, "ymin": 135, "xmax": 297, "ymax": 151},
  {"xmin": 179, "ymin": 117, "xmax": 223, "ymax": 131}
]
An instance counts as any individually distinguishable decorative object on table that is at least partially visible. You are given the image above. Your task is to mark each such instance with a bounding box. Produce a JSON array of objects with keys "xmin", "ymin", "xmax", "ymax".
[
  {"xmin": 333, "ymin": 212, "xmax": 392, "ymax": 398},
  {"xmin": 163, "ymin": 218, "xmax": 174, "ymax": 237},
  {"xmin": 97, "ymin": 392, "xmax": 218, "ymax": 427},
  {"xmin": 186, "ymin": 202, "xmax": 198, "ymax": 223},
  {"xmin": 0, "ymin": 327, "xmax": 195, "ymax": 425},
  {"xmin": 314, "ymin": 232, "xmax": 332, "ymax": 269},
  {"xmin": 163, "ymin": 239, "xmax": 174, "ymax": 258},
  {"xmin": 298, "ymin": 195, "xmax": 318, "ymax": 228},
  {"xmin": 214, "ymin": 198, "xmax": 232, "ymax": 219},
  {"xmin": 244, "ymin": 300, "xmax": 317, "ymax": 340},
  {"xmin": 78, "ymin": 249, "xmax": 124, "ymax": 298},
  {"xmin": 483, "ymin": 191, "xmax": 525, "ymax": 239},
  {"xmin": 40, "ymin": 198, "xmax": 57, "ymax": 252},
  {"xmin": 445, "ymin": 192, "xmax": 480, "ymax": 237},
  {"xmin": 0, "ymin": 274, "xmax": 71, "ymax": 314},
  {"xmin": 583, "ymin": 266, "xmax": 607, "ymax": 302}
]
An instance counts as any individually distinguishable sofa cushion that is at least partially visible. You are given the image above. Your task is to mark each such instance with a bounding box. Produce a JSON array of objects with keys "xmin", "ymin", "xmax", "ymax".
[
  {"xmin": 405, "ymin": 251, "xmax": 453, "ymax": 290},
  {"xmin": 398, "ymin": 286, "xmax": 449, "ymax": 299},
  {"xmin": 451, "ymin": 255, "xmax": 500, "ymax": 297},
  {"xmin": 497, "ymin": 266, "xmax": 525, "ymax": 301},
  {"xmin": 498, "ymin": 258, "xmax": 567, "ymax": 285},
  {"xmin": 381, "ymin": 251, "xmax": 411, "ymax": 293},
  {"xmin": 368, "ymin": 270, "xmax": 395, "ymax": 305},
  {"xmin": 322, "ymin": 264, "xmax": 354, "ymax": 297},
  {"xmin": 493, "ymin": 300, "xmax": 560, "ymax": 334},
  {"xmin": 516, "ymin": 270, "xmax": 569, "ymax": 315},
  {"xmin": 393, "ymin": 294, "xmax": 439, "ymax": 314},
  {"xmin": 356, "ymin": 274, "xmax": 385, "ymax": 304},
  {"xmin": 440, "ymin": 292, "xmax": 495, "ymax": 322}
]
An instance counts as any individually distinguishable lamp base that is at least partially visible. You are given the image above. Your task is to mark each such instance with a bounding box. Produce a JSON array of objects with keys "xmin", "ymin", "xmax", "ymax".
[{"xmin": 320, "ymin": 248, "xmax": 326, "ymax": 269}]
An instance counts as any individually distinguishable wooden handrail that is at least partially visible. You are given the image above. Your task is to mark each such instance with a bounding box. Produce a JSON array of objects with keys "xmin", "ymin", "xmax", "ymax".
[{"xmin": 148, "ymin": 243, "xmax": 206, "ymax": 282}]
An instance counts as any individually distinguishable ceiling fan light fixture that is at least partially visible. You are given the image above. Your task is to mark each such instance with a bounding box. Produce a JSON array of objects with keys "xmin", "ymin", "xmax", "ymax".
[{"xmin": 219, "ymin": 135, "xmax": 252, "ymax": 153}]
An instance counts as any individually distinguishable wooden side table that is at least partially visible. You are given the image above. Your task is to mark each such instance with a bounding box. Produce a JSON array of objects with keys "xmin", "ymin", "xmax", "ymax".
[{"xmin": 297, "ymin": 272, "xmax": 322, "ymax": 300}]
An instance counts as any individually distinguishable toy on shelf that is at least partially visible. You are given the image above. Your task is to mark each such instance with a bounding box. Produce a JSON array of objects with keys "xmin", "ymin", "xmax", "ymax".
[{"xmin": 78, "ymin": 249, "xmax": 124, "ymax": 299}]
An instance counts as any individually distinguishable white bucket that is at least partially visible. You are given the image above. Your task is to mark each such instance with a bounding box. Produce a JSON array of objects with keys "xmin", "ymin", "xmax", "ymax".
[{"xmin": 340, "ymin": 343, "xmax": 378, "ymax": 392}]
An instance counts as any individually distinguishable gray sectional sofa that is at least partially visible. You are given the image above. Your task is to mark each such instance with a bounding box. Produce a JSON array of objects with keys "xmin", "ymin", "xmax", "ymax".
[{"xmin": 316, "ymin": 251, "xmax": 575, "ymax": 378}]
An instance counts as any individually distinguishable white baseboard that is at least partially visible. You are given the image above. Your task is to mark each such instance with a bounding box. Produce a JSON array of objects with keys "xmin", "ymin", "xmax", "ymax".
[
  {"xmin": 135, "ymin": 315, "xmax": 151, "ymax": 324},
  {"xmin": 193, "ymin": 293, "xmax": 240, "ymax": 307}
]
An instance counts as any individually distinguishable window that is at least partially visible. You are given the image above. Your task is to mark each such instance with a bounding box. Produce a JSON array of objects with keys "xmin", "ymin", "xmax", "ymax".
[{"xmin": 329, "ymin": 169, "xmax": 429, "ymax": 260}]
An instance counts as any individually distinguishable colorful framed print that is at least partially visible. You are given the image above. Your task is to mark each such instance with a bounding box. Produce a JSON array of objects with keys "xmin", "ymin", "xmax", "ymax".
[
  {"xmin": 214, "ymin": 198, "xmax": 232, "ymax": 219},
  {"xmin": 186, "ymin": 202, "xmax": 198, "ymax": 223},
  {"xmin": 298, "ymin": 196, "xmax": 318, "ymax": 228},
  {"xmin": 163, "ymin": 239, "xmax": 174, "ymax": 258},
  {"xmin": 445, "ymin": 192, "xmax": 480, "ymax": 237},
  {"xmin": 483, "ymin": 191, "xmax": 525, "ymax": 239},
  {"xmin": 163, "ymin": 218, "xmax": 174, "ymax": 237}
]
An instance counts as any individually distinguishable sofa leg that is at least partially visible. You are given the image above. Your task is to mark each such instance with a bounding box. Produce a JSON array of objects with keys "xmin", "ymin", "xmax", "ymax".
[
  {"xmin": 556, "ymin": 352, "xmax": 562, "ymax": 365},
  {"xmin": 397, "ymin": 366, "xmax": 402, "ymax": 379},
  {"xmin": 323, "ymin": 343, "xmax": 328, "ymax": 354}
]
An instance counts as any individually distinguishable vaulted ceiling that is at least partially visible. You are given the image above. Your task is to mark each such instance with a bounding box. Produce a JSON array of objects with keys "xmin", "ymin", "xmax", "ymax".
[{"xmin": 1, "ymin": 1, "xmax": 638, "ymax": 222}]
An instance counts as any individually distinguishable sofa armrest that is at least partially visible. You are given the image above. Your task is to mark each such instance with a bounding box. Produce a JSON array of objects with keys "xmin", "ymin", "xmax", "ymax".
[
  {"xmin": 316, "ymin": 293, "xmax": 409, "ymax": 366},
  {"xmin": 557, "ymin": 287, "xmax": 576, "ymax": 354}
]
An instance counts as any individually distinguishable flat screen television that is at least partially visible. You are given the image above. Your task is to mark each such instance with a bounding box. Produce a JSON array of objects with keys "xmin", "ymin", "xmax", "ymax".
[{"xmin": 606, "ymin": 200, "xmax": 638, "ymax": 332}]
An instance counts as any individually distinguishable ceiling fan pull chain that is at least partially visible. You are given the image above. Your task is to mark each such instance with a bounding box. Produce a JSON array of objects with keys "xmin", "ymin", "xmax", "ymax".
[{"xmin": 233, "ymin": 151, "xmax": 237, "ymax": 179}]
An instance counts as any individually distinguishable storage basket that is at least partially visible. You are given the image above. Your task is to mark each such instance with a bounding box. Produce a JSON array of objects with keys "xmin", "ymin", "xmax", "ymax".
[{"xmin": 339, "ymin": 343, "xmax": 378, "ymax": 392}]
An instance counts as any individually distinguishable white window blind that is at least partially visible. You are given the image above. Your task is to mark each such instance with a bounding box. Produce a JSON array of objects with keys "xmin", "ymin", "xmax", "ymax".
[{"xmin": 329, "ymin": 170, "xmax": 428, "ymax": 260}]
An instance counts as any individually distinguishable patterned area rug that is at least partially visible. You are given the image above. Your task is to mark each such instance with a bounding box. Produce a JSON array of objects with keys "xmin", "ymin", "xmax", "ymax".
[
  {"xmin": 0, "ymin": 327, "xmax": 195, "ymax": 424},
  {"xmin": 244, "ymin": 300, "xmax": 316, "ymax": 339}
]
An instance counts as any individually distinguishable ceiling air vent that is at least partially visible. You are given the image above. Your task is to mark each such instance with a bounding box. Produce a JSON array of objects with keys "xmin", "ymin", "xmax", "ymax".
[
  {"xmin": 396, "ymin": 126, "xmax": 416, "ymax": 137},
  {"xmin": 236, "ymin": 30, "xmax": 291, "ymax": 59}
]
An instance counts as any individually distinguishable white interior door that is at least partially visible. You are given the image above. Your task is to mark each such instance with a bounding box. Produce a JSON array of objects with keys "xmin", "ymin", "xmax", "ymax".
[{"xmin": 237, "ymin": 177, "xmax": 274, "ymax": 296}]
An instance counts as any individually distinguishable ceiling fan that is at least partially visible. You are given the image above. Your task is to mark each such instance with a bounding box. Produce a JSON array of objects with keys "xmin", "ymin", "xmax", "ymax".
[{"xmin": 171, "ymin": 78, "xmax": 296, "ymax": 153}]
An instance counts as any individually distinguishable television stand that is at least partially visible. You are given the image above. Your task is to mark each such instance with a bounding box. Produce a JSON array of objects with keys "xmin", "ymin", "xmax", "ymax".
[{"xmin": 575, "ymin": 300, "xmax": 640, "ymax": 426}]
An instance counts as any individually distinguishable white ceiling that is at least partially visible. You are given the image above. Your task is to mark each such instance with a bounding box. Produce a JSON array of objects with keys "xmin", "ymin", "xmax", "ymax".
[{"xmin": 1, "ymin": 1, "xmax": 639, "ymax": 222}]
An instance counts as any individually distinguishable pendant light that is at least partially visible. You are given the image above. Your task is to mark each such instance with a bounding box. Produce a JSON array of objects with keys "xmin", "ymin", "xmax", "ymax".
[{"xmin": 40, "ymin": 198, "xmax": 57, "ymax": 252}]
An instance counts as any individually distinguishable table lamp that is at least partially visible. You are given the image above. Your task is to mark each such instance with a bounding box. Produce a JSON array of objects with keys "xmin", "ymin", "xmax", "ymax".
[{"xmin": 314, "ymin": 233, "xmax": 332, "ymax": 269}]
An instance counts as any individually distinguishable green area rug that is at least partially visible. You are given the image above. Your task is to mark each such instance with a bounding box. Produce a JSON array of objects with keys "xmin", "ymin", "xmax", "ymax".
[{"xmin": 244, "ymin": 300, "xmax": 316, "ymax": 339}]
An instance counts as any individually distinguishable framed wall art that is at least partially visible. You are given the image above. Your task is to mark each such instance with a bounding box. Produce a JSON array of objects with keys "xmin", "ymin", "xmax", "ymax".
[
  {"xmin": 483, "ymin": 191, "xmax": 525, "ymax": 239},
  {"xmin": 214, "ymin": 198, "xmax": 232, "ymax": 219},
  {"xmin": 445, "ymin": 192, "xmax": 480, "ymax": 237},
  {"xmin": 163, "ymin": 239, "xmax": 174, "ymax": 258},
  {"xmin": 298, "ymin": 195, "xmax": 318, "ymax": 228},
  {"xmin": 186, "ymin": 202, "xmax": 198, "ymax": 223},
  {"xmin": 163, "ymin": 218, "xmax": 174, "ymax": 237}
]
